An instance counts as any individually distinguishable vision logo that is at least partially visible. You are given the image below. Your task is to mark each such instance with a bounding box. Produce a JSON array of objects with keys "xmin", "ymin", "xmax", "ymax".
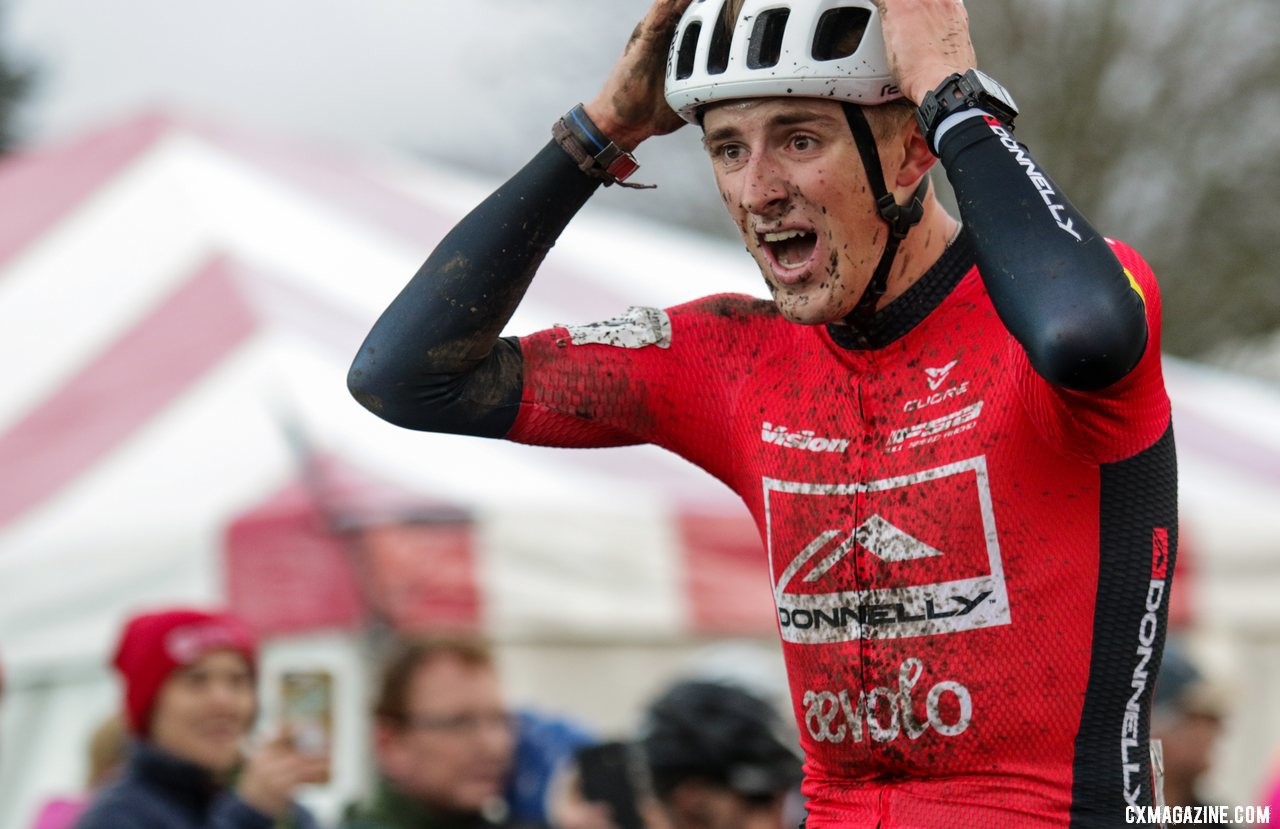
[
  {"xmin": 761, "ymin": 423, "xmax": 851, "ymax": 454},
  {"xmin": 763, "ymin": 456, "xmax": 1011, "ymax": 644}
]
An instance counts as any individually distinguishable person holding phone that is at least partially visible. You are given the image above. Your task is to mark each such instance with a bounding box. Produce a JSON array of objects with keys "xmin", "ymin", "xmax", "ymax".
[{"xmin": 77, "ymin": 608, "xmax": 325, "ymax": 829}]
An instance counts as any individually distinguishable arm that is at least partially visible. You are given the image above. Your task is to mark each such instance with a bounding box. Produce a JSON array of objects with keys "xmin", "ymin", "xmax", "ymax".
[
  {"xmin": 347, "ymin": 142, "xmax": 599, "ymax": 437},
  {"xmin": 349, "ymin": 0, "xmax": 693, "ymax": 436},
  {"xmin": 880, "ymin": 0, "xmax": 1148, "ymax": 391},
  {"xmin": 937, "ymin": 114, "xmax": 1148, "ymax": 392}
]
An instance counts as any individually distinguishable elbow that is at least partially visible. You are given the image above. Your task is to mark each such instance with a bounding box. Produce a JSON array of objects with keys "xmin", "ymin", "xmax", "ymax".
[
  {"xmin": 1026, "ymin": 313, "xmax": 1148, "ymax": 391},
  {"xmin": 347, "ymin": 350, "xmax": 405, "ymax": 426}
]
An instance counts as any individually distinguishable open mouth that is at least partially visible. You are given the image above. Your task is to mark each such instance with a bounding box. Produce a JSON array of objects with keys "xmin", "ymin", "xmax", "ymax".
[{"xmin": 760, "ymin": 228, "xmax": 818, "ymax": 274}]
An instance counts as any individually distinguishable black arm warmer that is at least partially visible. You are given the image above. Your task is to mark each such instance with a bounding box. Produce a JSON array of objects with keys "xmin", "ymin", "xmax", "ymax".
[
  {"xmin": 938, "ymin": 116, "xmax": 1148, "ymax": 391},
  {"xmin": 348, "ymin": 141, "xmax": 601, "ymax": 436}
]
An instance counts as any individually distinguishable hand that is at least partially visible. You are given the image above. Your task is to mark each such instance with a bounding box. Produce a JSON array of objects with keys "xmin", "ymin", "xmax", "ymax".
[
  {"xmin": 874, "ymin": 0, "xmax": 978, "ymax": 103},
  {"xmin": 235, "ymin": 730, "xmax": 331, "ymax": 818},
  {"xmin": 584, "ymin": 0, "xmax": 694, "ymax": 151}
]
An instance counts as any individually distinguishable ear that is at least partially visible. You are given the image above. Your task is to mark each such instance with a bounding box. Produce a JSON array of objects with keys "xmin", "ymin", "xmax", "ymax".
[{"xmin": 893, "ymin": 119, "xmax": 939, "ymax": 192}]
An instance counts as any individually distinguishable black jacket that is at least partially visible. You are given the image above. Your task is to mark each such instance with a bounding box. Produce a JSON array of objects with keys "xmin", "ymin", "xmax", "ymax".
[{"xmin": 76, "ymin": 742, "xmax": 318, "ymax": 829}]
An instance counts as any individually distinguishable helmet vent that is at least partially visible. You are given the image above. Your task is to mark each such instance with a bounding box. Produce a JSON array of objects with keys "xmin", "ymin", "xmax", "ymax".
[
  {"xmin": 746, "ymin": 9, "xmax": 790, "ymax": 70},
  {"xmin": 707, "ymin": 10, "xmax": 733, "ymax": 75},
  {"xmin": 676, "ymin": 22, "xmax": 701, "ymax": 80},
  {"xmin": 812, "ymin": 7, "xmax": 871, "ymax": 62}
]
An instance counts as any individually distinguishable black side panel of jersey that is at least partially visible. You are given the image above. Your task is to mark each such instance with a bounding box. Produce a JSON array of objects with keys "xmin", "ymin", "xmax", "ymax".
[{"xmin": 1069, "ymin": 424, "xmax": 1178, "ymax": 827}]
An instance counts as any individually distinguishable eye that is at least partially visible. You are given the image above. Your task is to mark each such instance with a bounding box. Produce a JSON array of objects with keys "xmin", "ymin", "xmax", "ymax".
[
  {"xmin": 791, "ymin": 134, "xmax": 816, "ymax": 152},
  {"xmin": 180, "ymin": 669, "xmax": 210, "ymax": 689},
  {"xmin": 715, "ymin": 143, "xmax": 744, "ymax": 163}
]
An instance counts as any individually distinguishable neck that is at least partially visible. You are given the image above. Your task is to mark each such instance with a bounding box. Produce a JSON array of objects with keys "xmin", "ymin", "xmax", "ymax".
[{"xmin": 874, "ymin": 194, "xmax": 959, "ymax": 311}]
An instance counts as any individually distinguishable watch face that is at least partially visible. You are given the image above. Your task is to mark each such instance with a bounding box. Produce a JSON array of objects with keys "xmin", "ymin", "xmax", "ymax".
[{"xmin": 970, "ymin": 69, "xmax": 1018, "ymax": 113}]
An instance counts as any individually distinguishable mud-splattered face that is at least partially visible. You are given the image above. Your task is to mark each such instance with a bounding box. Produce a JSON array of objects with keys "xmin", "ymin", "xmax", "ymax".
[{"xmin": 702, "ymin": 98, "xmax": 884, "ymax": 326}]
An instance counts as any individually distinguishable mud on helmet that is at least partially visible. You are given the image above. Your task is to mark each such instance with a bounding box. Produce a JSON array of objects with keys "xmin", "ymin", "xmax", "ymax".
[
  {"xmin": 665, "ymin": 0, "xmax": 902, "ymax": 124},
  {"xmin": 664, "ymin": 0, "xmax": 927, "ymax": 326}
]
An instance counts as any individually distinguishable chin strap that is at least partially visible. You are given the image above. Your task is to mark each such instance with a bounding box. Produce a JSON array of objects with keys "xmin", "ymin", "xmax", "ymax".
[{"xmin": 841, "ymin": 103, "xmax": 929, "ymax": 326}]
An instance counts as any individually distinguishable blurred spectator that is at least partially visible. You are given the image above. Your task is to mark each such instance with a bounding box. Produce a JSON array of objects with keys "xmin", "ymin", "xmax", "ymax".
[
  {"xmin": 1151, "ymin": 643, "xmax": 1229, "ymax": 823},
  {"xmin": 76, "ymin": 608, "xmax": 325, "ymax": 829},
  {"xmin": 342, "ymin": 636, "xmax": 539, "ymax": 828},
  {"xmin": 551, "ymin": 679, "xmax": 803, "ymax": 829},
  {"xmin": 29, "ymin": 713, "xmax": 128, "ymax": 829}
]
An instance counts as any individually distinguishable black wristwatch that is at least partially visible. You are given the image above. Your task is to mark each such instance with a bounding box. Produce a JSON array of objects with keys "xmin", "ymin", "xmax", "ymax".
[{"xmin": 916, "ymin": 69, "xmax": 1019, "ymax": 153}]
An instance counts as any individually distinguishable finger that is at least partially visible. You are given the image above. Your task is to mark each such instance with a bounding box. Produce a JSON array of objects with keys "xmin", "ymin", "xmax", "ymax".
[{"xmin": 632, "ymin": 0, "xmax": 695, "ymax": 46}]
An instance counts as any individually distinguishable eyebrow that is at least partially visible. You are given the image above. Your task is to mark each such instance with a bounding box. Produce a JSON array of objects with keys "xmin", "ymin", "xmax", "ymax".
[{"xmin": 702, "ymin": 108, "xmax": 846, "ymax": 147}]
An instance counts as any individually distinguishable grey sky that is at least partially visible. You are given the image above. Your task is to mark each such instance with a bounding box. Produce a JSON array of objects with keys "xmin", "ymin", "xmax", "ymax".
[{"xmin": 2, "ymin": 0, "xmax": 733, "ymax": 233}]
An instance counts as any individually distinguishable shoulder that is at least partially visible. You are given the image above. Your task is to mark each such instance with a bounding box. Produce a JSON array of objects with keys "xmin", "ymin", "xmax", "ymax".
[
  {"xmin": 665, "ymin": 293, "xmax": 793, "ymax": 353},
  {"xmin": 1105, "ymin": 237, "xmax": 1162, "ymax": 300},
  {"xmin": 538, "ymin": 293, "xmax": 783, "ymax": 355},
  {"xmin": 670, "ymin": 293, "xmax": 780, "ymax": 324}
]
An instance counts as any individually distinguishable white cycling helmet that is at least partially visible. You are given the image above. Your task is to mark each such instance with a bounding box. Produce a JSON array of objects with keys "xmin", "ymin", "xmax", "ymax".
[{"xmin": 665, "ymin": 0, "xmax": 902, "ymax": 124}]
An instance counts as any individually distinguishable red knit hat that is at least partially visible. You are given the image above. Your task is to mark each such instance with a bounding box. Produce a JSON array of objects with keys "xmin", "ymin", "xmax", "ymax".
[{"xmin": 112, "ymin": 608, "xmax": 257, "ymax": 735}]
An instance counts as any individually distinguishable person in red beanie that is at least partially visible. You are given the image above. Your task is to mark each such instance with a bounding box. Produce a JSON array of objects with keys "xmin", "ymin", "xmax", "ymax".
[{"xmin": 76, "ymin": 608, "xmax": 326, "ymax": 829}]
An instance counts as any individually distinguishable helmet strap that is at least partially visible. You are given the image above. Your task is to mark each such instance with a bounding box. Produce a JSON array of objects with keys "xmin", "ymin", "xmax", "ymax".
[{"xmin": 840, "ymin": 103, "xmax": 928, "ymax": 325}]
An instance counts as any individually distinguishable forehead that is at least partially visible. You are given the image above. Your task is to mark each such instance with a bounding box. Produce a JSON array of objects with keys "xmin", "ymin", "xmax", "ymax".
[
  {"xmin": 409, "ymin": 654, "xmax": 502, "ymax": 708},
  {"xmin": 701, "ymin": 97, "xmax": 847, "ymax": 137},
  {"xmin": 166, "ymin": 650, "xmax": 253, "ymax": 688}
]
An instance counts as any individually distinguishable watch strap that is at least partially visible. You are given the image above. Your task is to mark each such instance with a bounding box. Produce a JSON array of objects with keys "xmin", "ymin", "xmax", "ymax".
[
  {"xmin": 553, "ymin": 104, "xmax": 653, "ymax": 189},
  {"xmin": 917, "ymin": 70, "xmax": 1017, "ymax": 155}
]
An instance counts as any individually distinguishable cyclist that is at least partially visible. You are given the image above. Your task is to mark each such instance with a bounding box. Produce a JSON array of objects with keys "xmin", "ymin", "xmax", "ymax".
[{"xmin": 349, "ymin": 1, "xmax": 1177, "ymax": 825}]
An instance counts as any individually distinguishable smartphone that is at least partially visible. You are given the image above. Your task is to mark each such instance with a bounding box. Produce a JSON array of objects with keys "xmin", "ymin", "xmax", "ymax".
[
  {"xmin": 575, "ymin": 741, "xmax": 646, "ymax": 829},
  {"xmin": 279, "ymin": 670, "xmax": 333, "ymax": 783}
]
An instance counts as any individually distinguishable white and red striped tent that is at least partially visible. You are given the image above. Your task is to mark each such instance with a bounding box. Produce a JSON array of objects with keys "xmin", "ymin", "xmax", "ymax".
[
  {"xmin": 1, "ymin": 113, "xmax": 1279, "ymax": 822},
  {"xmin": 0, "ymin": 112, "xmax": 780, "ymax": 824},
  {"xmin": 0, "ymin": 111, "xmax": 780, "ymax": 657}
]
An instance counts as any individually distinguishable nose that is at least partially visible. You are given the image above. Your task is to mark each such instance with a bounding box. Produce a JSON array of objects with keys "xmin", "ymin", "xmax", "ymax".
[
  {"xmin": 739, "ymin": 150, "xmax": 788, "ymax": 218},
  {"xmin": 208, "ymin": 677, "xmax": 250, "ymax": 714}
]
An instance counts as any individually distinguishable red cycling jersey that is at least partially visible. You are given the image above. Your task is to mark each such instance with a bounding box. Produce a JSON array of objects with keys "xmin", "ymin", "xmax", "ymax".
[{"xmin": 510, "ymin": 237, "xmax": 1175, "ymax": 828}]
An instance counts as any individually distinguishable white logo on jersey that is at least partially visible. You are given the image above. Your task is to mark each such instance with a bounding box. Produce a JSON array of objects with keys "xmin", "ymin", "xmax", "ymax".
[
  {"xmin": 803, "ymin": 658, "xmax": 973, "ymax": 744},
  {"xmin": 925, "ymin": 360, "xmax": 959, "ymax": 391},
  {"xmin": 797, "ymin": 517, "xmax": 943, "ymax": 582},
  {"xmin": 764, "ymin": 456, "xmax": 1011, "ymax": 644},
  {"xmin": 886, "ymin": 402, "xmax": 984, "ymax": 452},
  {"xmin": 560, "ymin": 306, "xmax": 671, "ymax": 349},
  {"xmin": 761, "ymin": 423, "xmax": 851, "ymax": 453}
]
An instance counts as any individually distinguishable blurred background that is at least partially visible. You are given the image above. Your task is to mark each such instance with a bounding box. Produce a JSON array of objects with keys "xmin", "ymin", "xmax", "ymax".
[{"xmin": 0, "ymin": 0, "xmax": 1277, "ymax": 827}]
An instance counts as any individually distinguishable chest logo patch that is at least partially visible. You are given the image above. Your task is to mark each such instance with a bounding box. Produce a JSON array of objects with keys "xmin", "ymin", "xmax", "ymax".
[
  {"xmin": 764, "ymin": 455, "xmax": 1011, "ymax": 644},
  {"xmin": 560, "ymin": 306, "xmax": 672, "ymax": 349}
]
